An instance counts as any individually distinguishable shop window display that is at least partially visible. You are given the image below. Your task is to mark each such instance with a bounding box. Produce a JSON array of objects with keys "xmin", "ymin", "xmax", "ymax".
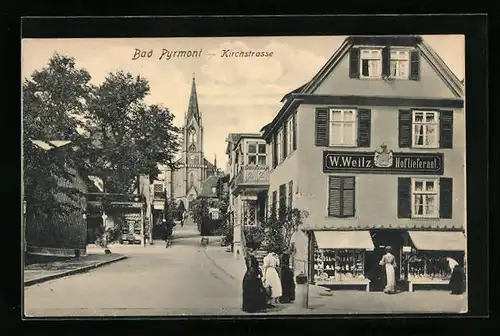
[
  {"xmin": 407, "ymin": 251, "xmax": 460, "ymax": 281},
  {"xmin": 313, "ymin": 249, "xmax": 366, "ymax": 283}
]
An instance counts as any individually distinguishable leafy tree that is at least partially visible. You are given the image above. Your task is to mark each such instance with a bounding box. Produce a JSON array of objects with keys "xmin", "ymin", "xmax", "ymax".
[
  {"xmin": 189, "ymin": 197, "xmax": 209, "ymax": 233},
  {"xmin": 23, "ymin": 54, "xmax": 92, "ymax": 223},
  {"xmin": 261, "ymin": 205, "xmax": 309, "ymax": 254},
  {"xmin": 81, "ymin": 71, "xmax": 181, "ymax": 193}
]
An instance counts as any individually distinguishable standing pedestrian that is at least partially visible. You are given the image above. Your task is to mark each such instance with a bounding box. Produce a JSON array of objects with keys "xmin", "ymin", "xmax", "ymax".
[
  {"xmin": 447, "ymin": 257, "xmax": 466, "ymax": 295},
  {"xmin": 263, "ymin": 250, "xmax": 282, "ymax": 305},
  {"xmin": 279, "ymin": 253, "xmax": 295, "ymax": 303},
  {"xmin": 242, "ymin": 254, "xmax": 267, "ymax": 313},
  {"xmin": 379, "ymin": 246, "xmax": 397, "ymax": 294}
]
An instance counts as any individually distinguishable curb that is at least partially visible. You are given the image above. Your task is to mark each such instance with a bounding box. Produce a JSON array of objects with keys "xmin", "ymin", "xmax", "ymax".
[{"xmin": 24, "ymin": 255, "xmax": 128, "ymax": 287}]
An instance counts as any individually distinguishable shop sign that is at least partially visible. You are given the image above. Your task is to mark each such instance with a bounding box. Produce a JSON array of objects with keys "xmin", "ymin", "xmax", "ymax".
[{"xmin": 323, "ymin": 145, "xmax": 444, "ymax": 175}]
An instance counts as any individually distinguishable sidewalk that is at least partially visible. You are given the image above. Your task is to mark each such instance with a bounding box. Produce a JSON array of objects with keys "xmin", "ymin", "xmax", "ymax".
[
  {"xmin": 203, "ymin": 241, "xmax": 467, "ymax": 315},
  {"xmin": 24, "ymin": 253, "xmax": 127, "ymax": 286}
]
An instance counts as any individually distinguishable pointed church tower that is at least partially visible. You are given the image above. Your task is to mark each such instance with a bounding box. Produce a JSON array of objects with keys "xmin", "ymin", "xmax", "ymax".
[{"xmin": 183, "ymin": 74, "xmax": 205, "ymax": 205}]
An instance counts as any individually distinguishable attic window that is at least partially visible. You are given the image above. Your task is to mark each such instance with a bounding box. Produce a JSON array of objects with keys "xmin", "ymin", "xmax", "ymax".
[
  {"xmin": 360, "ymin": 49, "xmax": 382, "ymax": 78},
  {"xmin": 390, "ymin": 49, "xmax": 410, "ymax": 79}
]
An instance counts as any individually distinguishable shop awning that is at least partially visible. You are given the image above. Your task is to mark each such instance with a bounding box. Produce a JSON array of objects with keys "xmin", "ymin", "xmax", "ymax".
[
  {"xmin": 408, "ymin": 231, "xmax": 465, "ymax": 251},
  {"xmin": 314, "ymin": 231, "xmax": 375, "ymax": 250}
]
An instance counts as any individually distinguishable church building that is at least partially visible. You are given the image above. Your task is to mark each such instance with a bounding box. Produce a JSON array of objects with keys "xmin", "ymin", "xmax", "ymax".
[{"xmin": 164, "ymin": 75, "xmax": 217, "ymax": 210}]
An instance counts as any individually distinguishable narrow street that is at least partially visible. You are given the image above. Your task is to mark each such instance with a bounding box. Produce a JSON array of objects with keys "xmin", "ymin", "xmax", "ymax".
[{"xmin": 24, "ymin": 220, "xmax": 243, "ymax": 317}]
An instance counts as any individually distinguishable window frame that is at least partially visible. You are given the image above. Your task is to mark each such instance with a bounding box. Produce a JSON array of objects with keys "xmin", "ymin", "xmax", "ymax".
[
  {"xmin": 329, "ymin": 108, "xmax": 358, "ymax": 147},
  {"xmin": 277, "ymin": 128, "xmax": 283, "ymax": 164},
  {"xmin": 411, "ymin": 177, "xmax": 440, "ymax": 219},
  {"xmin": 389, "ymin": 48, "xmax": 410, "ymax": 79},
  {"xmin": 360, "ymin": 48, "xmax": 382, "ymax": 78},
  {"xmin": 286, "ymin": 116, "xmax": 294, "ymax": 156},
  {"xmin": 412, "ymin": 110, "xmax": 440, "ymax": 149},
  {"xmin": 246, "ymin": 141, "xmax": 267, "ymax": 166}
]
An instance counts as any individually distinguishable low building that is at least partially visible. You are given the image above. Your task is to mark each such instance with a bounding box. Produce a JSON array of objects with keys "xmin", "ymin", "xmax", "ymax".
[
  {"xmin": 262, "ymin": 35, "xmax": 466, "ymax": 291},
  {"xmin": 225, "ymin": 133, "xmax": 270, "ymax": 257},
  {"xmin": 25, "ymin": 140, "xmax": 88, "ymax": 258}
]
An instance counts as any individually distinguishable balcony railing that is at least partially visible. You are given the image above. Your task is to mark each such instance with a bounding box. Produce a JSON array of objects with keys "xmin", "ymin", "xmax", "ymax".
[{"xmin": 233, "ymin": 165, "xmax": 269, "ymax": 190}]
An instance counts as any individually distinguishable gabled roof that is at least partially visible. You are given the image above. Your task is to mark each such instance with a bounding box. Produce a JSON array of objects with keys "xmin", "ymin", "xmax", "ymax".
[
  {"xmin": 200, "ymin": 175, "xmax": 219, "ymax": 198},
  {"xmin": 225, "ymin": 132, "xmax": 263, "ymax": 154},
  {"xmin": 30, "ymin": 140, "xmax": 72, "ymax": 151},
  {"xmin": 263, "ymin": 35, "xmax": 465, "ymax": 140},
  {"xmin": 299, "ymin": 35, "xmax": 463, "ymax": 98}
]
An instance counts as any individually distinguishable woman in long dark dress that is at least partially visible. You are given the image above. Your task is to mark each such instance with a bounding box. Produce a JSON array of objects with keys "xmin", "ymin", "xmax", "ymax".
[
  {"xmin": 242, "ymin": 254, "xmax": 267, "ymax": 313},
  {"xmin": 279, "ymin": 253, "xmax": 295, "ymax": 303},
  {"xmin": 447, "ymin": 258, "xmax": 466, "ymax": 295}
]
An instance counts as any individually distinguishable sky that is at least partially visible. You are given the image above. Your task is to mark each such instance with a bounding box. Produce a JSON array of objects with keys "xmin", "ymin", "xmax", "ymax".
[{"xmin": 21, "ymin": 35, "xmax": 464, "ymax": 169}]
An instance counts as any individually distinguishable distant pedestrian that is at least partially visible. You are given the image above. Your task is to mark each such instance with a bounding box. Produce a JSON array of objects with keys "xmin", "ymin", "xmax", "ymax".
[
  {"xmin": 164, "ymin": 219, "xmax": 173, "ymax": 247},
  {"xmin": 379, "ymin": 246, "xmax": 397, "ymax": 294},
  {"xmin": 279, "ymin": 253, "xmax": 295, "ymax": 303},
  {"xmin": 447, "ymin": 257, "xmax": 466, "ymax": 295},
  {"xmin": 263, "ymin": 250, "xmax": 282, "ymax": 305},
  {"xmin": 242, "ymin": 254, "xmax": 267, "ymax": 313}
]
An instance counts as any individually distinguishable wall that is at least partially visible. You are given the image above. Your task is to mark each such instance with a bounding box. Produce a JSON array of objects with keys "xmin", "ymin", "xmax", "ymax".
[
  {"xmin": 313, "ymin": 47, "xmax": 458, "ymax": 99},
  {"xmin": 296, "ymin": 104, "xmax": 466, "ymax": 230}
]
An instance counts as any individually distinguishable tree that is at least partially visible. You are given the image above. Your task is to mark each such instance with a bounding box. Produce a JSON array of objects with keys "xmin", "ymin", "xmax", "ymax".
[
  {"xmin": 189, "ymin": 197, "xmax": 209, "ymax": 233},
  {"xmin": 23, "ymin": 54, "xmax": 92, "ymax": 221},
  {"xmin": 261, "ymin": 205, "xmax": 309, "ymax": 254},
  {"xmin": 81, "ymin": 71, "xmax": 181, "ymax": 193}
]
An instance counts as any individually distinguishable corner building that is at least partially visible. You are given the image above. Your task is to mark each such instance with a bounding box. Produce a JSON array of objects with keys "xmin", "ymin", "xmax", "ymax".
[{"xmin": 262, "ymin": 36, "xmax": 466, "ymax": 292}]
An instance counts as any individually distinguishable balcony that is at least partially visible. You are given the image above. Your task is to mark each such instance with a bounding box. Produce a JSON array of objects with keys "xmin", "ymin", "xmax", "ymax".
[{"xmin": 233, "ymin": 165, "xmax": 269, "ymax": 194}]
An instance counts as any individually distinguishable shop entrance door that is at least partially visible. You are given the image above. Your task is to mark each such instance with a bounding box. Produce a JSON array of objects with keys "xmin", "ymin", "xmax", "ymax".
[{"xmin": 367, "ymin": 229, "xmax": 406, "ymax": 291}]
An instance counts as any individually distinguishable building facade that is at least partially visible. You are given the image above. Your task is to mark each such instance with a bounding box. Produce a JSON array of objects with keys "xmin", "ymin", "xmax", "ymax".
[
  {"xmin": 151, "ymin": 75, "xmax": 216, "ymax": 223},
  {"xmin": 226, "ymin": 133, "xmax": 270, "ymax": 257},
  {"xmin": 262, "ymin": 36, "xmax": 466, "ymax": 291}
]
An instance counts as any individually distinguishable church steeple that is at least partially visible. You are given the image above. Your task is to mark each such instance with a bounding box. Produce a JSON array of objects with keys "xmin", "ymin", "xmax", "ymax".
[{"xmin": 186, "ymin": 73, "xmax": 200, "ymax": 122}]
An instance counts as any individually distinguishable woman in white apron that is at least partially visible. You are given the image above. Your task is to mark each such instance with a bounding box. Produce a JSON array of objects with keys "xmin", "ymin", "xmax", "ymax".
[
  {"xmin": 263, "ymin": 251, "xmax": 283, "ymax": 304},
  {"xmin": 379, "ymin": 246, "xmax": 397, "ymax": 294}
]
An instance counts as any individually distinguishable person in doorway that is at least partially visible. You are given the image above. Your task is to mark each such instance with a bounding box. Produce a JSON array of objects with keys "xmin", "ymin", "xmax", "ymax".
[
  {"xmin": 447, "ymin": 257, "xmax": 466, "ymax": 295},
  {"xmin": 242, "ymin": 254, "xmax": 267, "ymax": 313},
  {"xmin": 379, "ymin": 246, "xmax": 397, "ymax": 294},
  {"xmin": 279, "ymin": 253, "xmax": 295, "ymax": 303},
  {"xmin": 262, "ymin": 250, "xmax": 283, "ymax": 305}
]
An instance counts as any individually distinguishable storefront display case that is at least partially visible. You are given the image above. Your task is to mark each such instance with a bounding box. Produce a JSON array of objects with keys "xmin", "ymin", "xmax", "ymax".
[
  {"xmin": 313, "ymin": 248, "xmax": 370, "ymax": 291},
  {"xmin": 406, "ymin": 250, "xmax": 463, "ymax": 291}
]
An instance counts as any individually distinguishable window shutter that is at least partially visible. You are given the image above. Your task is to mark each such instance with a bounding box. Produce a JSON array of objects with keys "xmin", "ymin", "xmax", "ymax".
[
  {"xmin": 342, "ymin": 177, "xmax": 355, "ymax": 217},
  {"xmin": 283, "ymin": 122, "xmax": 288, "ymax": 158},
  {"xmin": 357, "ymin": 108, "xmax": 371, "ymax": 148},
  {"xmin": 292, "ymin": 112, "xmax": 297, "ymax": 150},
  {"xmin": 349, "ymin": 48, "xmax": 360, "ymax": 79},
  {"xmin": 315, "ymin": 108, "xmax": 329, "ymax": 147},
  {"xmin": 382, "ymin": 46, "xmax": 390, "ymax": 77},
  {"xmin": 272, "ymin": 134, "xmax": 278, "ymax": 168},
  {"xmin": 328, "ymin": 176, "xmax": 341, "ymax": 217},
  {"xmin": 398, "ymin": 109, "xmax": 412, "ymax": 148},
  {"xmin": 409, "ymin": 50, "xmax": 420, "ymax": 81},
  {"xmin": 288, "ymin": 181, "xmax": 293, "ymax": 209},
  {"xmin": 279, "ymin": 184, "xmax": 287, "ymax": 218},
  {"xmin": 439, "ymin": 110, "xmax": 454, "ymax": 149},
  {"xmin": 397, "ymin": 177, "xmax": 412, "ymax": 218},
  {"xmin": 439, "ymin": 177, "xmax": 453, "ymax": 219}
]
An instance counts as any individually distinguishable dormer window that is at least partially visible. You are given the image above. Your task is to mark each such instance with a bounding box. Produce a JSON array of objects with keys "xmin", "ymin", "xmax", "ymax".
[{"xmin": 360, "ymin": 49, "xmax": 382, "ymax": 78}]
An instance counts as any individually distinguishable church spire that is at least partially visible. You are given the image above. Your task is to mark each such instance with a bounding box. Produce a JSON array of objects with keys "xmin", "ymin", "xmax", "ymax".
[
  {"xmin": 214, "ymin": 154, "xmax": 217, "ymax": 174},
  {"xmin": 186, "ymin": 73, "xmax": 200, "ymax": 122}
]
